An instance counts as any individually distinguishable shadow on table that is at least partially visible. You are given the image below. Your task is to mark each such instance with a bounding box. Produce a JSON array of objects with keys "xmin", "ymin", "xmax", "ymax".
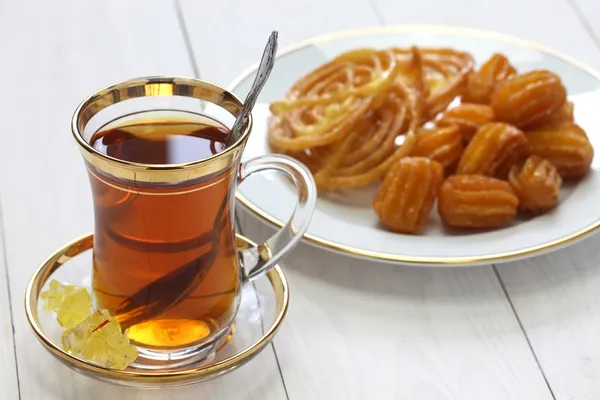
[
  {"xmin": 238, "ymin": 209, "xmax": 505, "ymax": 300},
  {"xmin": 239, "ymin": 208, "xmax": 600, "ymax": 330}
]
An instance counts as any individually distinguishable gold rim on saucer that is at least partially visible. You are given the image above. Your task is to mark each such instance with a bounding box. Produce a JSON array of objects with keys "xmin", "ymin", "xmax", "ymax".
[
  {"xmin": 25, "ymin": 233, "xmax": 289, "ymax": 386},
  {"xmin": 229, "ymin": 25, "xmax": 600, "ymax": 266}
]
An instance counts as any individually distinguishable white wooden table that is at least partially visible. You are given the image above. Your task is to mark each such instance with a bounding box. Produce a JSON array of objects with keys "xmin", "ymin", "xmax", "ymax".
[{"xmin": 1, "ymin": 1, "xmax": 600, "ymax": 399}]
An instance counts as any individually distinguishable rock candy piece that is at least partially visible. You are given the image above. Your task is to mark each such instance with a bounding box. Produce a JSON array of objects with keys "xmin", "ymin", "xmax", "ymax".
[
  {"xmin": 62, "ymin": 310, "xmax": 138, "ymax": 370},
  {"xmin": 40, "ymin": 279, "xmax": 69, "ymax": 312},
  {"xmin": 57, "ymin": 288, "xmax": 92, "ymax": 329},
  {"xmin": 40, "ymin": 279, "xmax": 92, "ymax": 328}
]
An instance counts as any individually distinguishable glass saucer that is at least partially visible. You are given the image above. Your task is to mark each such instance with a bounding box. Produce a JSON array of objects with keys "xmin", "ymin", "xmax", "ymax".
[{"xmin": 24, "ymin": 233, "xmax": 289, "ymax": 388}]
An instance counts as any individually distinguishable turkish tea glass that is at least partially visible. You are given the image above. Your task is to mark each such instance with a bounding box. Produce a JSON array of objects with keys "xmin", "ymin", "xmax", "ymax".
[{"xmin": 71, "ymin": 76, "xmax": 316, "ymax": 367}]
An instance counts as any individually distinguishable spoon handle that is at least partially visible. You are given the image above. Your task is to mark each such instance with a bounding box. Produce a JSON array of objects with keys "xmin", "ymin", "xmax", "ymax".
[{"xmin": 228, "ymin": 31, "xmax": 278, "ymax": 146}]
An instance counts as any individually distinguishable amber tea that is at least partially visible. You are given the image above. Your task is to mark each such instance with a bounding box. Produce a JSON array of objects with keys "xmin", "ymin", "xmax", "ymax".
[
  {"xmin": 88, "ymin": 110, "xmax": 240, "ymax": 351},
  {"xmin": 73, "ymin": 77, "xmax": 315, "ymax": 367}
]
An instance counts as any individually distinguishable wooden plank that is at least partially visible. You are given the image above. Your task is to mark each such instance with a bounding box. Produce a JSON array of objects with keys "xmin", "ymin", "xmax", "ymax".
[
  {"xmin": 0, "ymin": 213, "xmax": 19, "ymax": 400},
  {"xmin": 238, "ymin": 212, "xmax": 553, "ymax": 399},
  {"xmin": 498, "ymin": 236, "xmax": 600, "ymax": 400},
  {"xmin": 177, "ymin": 0, "xmax": 380, "ymax": 86},
  {"xmin": 372, "ymin": 0, "xmax": 599, "ymax": 69},
  {"xmin": 0, "ymin": 1, "xmax": 286, "ymax": 399},
  {"xmin": 572, "ymin": 0, "xmax": 600, "ymax": 52}
]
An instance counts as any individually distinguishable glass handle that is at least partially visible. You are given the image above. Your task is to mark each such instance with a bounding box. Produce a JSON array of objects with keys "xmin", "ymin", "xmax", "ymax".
[{"xmin": 237, "ymin": 154, "xmax": 316, "ymax": 281}]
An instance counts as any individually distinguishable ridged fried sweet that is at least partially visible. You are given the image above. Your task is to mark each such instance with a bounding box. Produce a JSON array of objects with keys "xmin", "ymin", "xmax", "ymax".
[
  {"xmin": 438, "ymin": 175, "xmax": 518, "ymax": 228},
  {"xmin": 491, "ymin": 70, "xmax": 567, "ymax": 127},
  {"xmin": 373, "ymin": 157, "xmax": 444, "ymax": 234},
  {"xmin": 457, "ymin": 123, "xmax": 528, "ymax": 178},
  {"xmin": 412, "ymin": 125, "xmax": 464, "ymax": 168},
  {"xmin": 509, "ymin": 155, "xmax": 562, "ymax": 214},
  {"xmin": 526, "ymin": 122, "xmax": 594, "ymax": 178},
  {"xmin": 526, "ymin": 101, "xmax": 574, "ymax": 129},
  {"xmin": 462, "ymin": 53, "xmax": 517, "ymax": 104},
  {"xmin": 437, "ymin": 103, "xmax": 495, "ymax": 143}
]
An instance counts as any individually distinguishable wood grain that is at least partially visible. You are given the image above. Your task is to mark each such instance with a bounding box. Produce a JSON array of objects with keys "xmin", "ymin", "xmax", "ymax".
[
  {"xmin": 0, "ymin": 212, "xmax": 19, "ymax": 400},
  {"xmin": 372, "ymin": 0, "xmax": 600, "ymax": 70},
  {"xmin": 571, "ymin": 0, "xmax": 600, "ymax": 52},
  {"xmin": 177, "ymin": 0, "xmax": 380, "ymax": 86},
  {"xmin": 497, "ymin": 234, "xmax": 600, "ymax": 400},
  {"xmin": 0, "ymin": 1, "xmax": 286, "ymax": 399},
  {"xmin": 238, "ymin": 213, "xmax": 553, "ymax": 400}
]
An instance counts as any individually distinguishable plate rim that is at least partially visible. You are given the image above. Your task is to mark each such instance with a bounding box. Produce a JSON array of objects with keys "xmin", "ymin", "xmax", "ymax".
[
  {"xmin": 230, "ymin": 25, "xmax": 600, "ymax": 266},
  {"xmin": 25, "ymin": 233, "xmax": 289, "ymax": 385}
]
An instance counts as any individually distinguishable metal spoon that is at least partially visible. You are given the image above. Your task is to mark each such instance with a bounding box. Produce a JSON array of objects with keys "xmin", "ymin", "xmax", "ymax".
[{"xmin": 226, "ymin": 31, "xmax": 278, "ymax": 147}]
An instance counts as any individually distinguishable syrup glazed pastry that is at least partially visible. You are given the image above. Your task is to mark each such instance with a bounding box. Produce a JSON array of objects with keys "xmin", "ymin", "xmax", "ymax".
[
  {"xmin": 269, "ymin": 47, "xmax": 472, "ymax": 190},
  {"xmin": 373, "ymin": 157, "xmax": 443, "ymax": 234},
  {"xmin": 526, "ymin": 122, "xmax": 594, "ymax": 178},
  {"xmin": 457, "ymin": 123, "xmax": 528, "ymax": 178},
  {"xmin": 269, "ymin": 47, "xmax": 594, "ymax": 235},
  {"xmin": 462, "ymin": 53, "xmax": 517, "ymax": 104},
  {"xmin": 438, "ymin": 175, "xmax": 519, "ymax": 229},
  {"xmin": 412, "ymin": 125, "xmax": 463, "ymax": 169},
  {"xmin": 437, "ymin": 103, "xmax": 495, "ymax": 143},
  {"xmin": 509, "ymin": 155, "xmax": 562, "ymax": 214}
]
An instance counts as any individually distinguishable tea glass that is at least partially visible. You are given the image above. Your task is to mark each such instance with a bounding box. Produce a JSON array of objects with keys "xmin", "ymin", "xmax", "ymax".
[{"xmin": 71, "ymin": 76, "xmax": 316, "ymax": 367}]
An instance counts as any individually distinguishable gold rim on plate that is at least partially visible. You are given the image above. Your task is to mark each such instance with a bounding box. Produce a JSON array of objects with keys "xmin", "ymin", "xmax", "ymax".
[
  {"xmin": 230, "ymin": 25, "xmax": 600, "ymax": 266},
  {"xmin": 25, "ymin": 233, "xmax": 289, "ymax": 385}
]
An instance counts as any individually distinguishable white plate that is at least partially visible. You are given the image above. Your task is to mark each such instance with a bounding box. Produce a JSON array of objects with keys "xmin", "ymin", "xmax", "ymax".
[{"xmin": 230, "ymin": 26, "xmax": 600, "ymax": 267}]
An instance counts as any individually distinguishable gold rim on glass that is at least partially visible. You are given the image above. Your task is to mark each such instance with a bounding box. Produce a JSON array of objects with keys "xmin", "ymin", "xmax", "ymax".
[
  {"xmin": 71, "ymin": 76, "xmax": 253, "ymax": 183},
  {"xmin": 230, "ymin": 25, "xmax": 600, "ymax": 266},
  {"xmin": 25, "ymin": 233, "xmax": 289, "ymax": 385}
]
